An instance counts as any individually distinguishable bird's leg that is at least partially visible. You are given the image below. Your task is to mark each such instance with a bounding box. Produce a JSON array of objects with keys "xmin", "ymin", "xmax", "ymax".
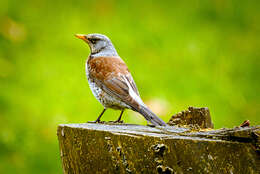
[
  {"xmin": 88, "ymin": 109, "xmax": 106, "ymax": 123},
  {"xmin": 113, "ymin": 110, "xmax": 124, "ymax": 123}
]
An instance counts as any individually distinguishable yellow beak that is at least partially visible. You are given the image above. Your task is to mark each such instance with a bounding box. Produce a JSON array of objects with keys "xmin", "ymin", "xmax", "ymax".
[{"xmin": 75, "ymin": 34, "xmax": 88, "ymax": 42}]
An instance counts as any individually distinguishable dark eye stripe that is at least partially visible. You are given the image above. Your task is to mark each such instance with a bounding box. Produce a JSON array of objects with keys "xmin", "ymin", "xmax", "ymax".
[{"xmin": 90, "ymin": 38, "xmax": 98, "ymax": 44}]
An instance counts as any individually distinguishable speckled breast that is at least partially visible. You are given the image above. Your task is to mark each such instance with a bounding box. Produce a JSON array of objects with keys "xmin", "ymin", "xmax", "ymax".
[{"xmin": 85, "ymin": 59, "xmax": 130, "ymax": 110}]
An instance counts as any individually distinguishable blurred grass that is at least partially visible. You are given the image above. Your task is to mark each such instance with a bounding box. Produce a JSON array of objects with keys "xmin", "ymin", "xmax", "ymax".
[{"xmin": 0, "ymin": 0, "xmax": 260, "ymax": 173}]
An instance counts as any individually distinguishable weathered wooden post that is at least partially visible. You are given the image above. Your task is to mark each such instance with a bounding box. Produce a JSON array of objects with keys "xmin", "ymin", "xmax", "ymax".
[{"xmin": 57, "ymin": 107, "xmax": 259, "ymax": 174}]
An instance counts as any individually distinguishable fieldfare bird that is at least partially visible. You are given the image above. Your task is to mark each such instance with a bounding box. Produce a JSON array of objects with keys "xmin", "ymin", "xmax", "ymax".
[{"xmin": 75, "ymin": 33, "xmax": 166, "ymax": 126}]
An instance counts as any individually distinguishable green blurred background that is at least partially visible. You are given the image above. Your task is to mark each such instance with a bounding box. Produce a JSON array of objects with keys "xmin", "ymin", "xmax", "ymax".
[{"xmin": 0, "ymin": 0, "xmax": 259, "ymax": 173}]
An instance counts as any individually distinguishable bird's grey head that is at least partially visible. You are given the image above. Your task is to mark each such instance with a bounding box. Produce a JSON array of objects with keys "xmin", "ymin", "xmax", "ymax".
[{"xmin": 75, "ymin": 33, "xmax": 118, "ymax": 57}]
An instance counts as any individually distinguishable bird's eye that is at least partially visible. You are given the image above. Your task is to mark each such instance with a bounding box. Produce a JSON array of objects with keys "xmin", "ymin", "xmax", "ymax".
[{"xmin": 90, "ymin": 39, "xmax": 98, "ymax": 44}]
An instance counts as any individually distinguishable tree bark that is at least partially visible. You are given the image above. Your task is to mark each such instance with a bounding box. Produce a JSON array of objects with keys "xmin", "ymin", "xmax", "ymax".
[{"xmin": 57, "ymin": 123, "xmax": 259, "ymax": 174}]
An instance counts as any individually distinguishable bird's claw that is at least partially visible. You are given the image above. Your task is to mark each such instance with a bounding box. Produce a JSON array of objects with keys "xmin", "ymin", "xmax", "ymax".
[
  {"xmin": 109, "ymin": 120, "xmax": 124, "ymax": 124},
  {"xmin": 87, "ymin": 120, "xmax": 105, "ymax": 124}
]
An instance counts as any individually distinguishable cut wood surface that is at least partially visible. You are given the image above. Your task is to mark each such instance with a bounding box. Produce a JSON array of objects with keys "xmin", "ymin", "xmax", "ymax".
[{"xmin": 57, "ymin": 123, "xmax": 259, "ymax": 174}]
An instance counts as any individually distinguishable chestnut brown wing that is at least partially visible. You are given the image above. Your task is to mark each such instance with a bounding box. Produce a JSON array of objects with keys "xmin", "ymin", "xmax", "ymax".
[{"xmin": 88, "ymin": 56, "xmax": 141, "ymax": 109}]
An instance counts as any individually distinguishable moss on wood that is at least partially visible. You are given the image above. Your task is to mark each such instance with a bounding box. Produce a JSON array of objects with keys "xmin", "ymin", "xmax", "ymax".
[{"xmin": 57, "ymin": 123, "xmax": 259, "ymax": 174}]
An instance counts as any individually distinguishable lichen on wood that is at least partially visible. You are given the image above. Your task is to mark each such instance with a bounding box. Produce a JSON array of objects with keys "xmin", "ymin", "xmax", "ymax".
[
  {"xmin": 168, "ymin": 107, "xmax": 214, "ymax": 129},
  {"xmin": 57, "ymin": 123, "xmax": 260, "ymax": 174}
]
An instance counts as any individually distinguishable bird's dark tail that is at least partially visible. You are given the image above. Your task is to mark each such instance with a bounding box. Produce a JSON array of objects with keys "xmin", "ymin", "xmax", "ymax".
[{"xmin": 137, "ymin": 105, "xmax": 167, "ymax": 126}]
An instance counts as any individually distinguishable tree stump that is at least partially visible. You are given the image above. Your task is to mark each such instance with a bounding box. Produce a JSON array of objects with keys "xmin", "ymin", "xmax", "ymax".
[{"xmin": 57, "ymin": 123, "xmax": 259, "ymax": 174}]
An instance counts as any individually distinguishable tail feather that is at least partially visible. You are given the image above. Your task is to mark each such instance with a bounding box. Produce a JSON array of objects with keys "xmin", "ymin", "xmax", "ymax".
[{"xmin": 137, "ymin": 105, "xmax": 167, "ymax": 126}]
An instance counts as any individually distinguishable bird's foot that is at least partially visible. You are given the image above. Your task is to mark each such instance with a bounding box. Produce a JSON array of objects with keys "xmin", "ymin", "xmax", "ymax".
[
  {"xmin": 109, "ymin": 120, "xmax": 124, "ymax": 124},
  {"xmin": 87, "ymin": 120, "xmax": 105, "ymax": 124}
]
